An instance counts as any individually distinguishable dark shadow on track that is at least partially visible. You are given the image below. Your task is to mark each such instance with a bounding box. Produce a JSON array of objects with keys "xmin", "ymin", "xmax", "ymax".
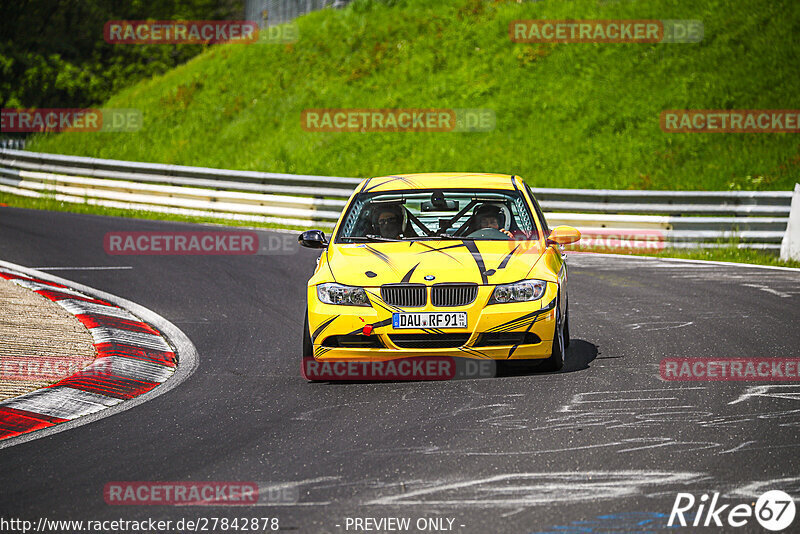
[
  {"xmin": 561, "ymin": 339, "xmax": 600, "ymax": 372},
  {"xmin": 303, "ymin": 341, "xmax": 598, "ymax": 383},
  {"xmin": 495, "ymin": 339, "xmax": 598, "ymax": 377}
]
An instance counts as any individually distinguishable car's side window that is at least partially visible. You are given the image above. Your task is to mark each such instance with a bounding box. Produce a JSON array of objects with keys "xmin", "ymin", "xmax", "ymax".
[
  {"xmin": 509, "ymin": 196, "xmax": 533, "ymax": 235},
  {"xmin": 525, "ymin": 183, "xmax": 550, "ymax": 237},
  {"xmin": 341, "ymin": 196, "xmax": 366, "ymax": 236}
]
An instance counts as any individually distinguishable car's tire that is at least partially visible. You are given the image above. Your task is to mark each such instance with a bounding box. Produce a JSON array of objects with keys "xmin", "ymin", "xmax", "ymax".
[
  {"xmin": 563, "ymin": 299, "xmax": 571, "ymax": 349},
  {"xmin": 500, "ymin": 297, "xmax": 566, "ymax": 373},
  {"xmin": 539, "ymin": 299, "xmax": 565, "ymax": 372},
  {"xmin": 301, "ymin": 309, "xmax": 319, "ymax": 381},
  {"xmin": 302, "ymin": 311, "xmax": 313, "ymax": 358}
]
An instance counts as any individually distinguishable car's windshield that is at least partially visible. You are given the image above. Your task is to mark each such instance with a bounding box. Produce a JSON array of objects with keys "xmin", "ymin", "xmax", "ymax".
[{"xmin": 336, "ymin": 189, "xmax": 539, "ymax": 242}]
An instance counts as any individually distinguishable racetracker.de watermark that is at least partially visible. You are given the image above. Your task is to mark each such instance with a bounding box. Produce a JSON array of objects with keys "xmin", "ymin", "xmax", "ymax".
[
  {"xmin": 661, "ymin": 358, "xmax": 800, "ymax": 381},
  {"xmin": 104, "ymin": 20, "xmax": 297, "ymax": 44},
  {"xmin": 303, "ymin": 357, "xmax": 496, "ymax": 381},
  {"xmin": 661, "ymin": 110, "xmax": 800, "ymax": 133},
  {"xmin": 104, "ymin": 482, "xmax": 298, "ymax": 505},
  {"xmin": 566, "ymin": 228, "xmax": 666, "ymax": 253},
  {"xmin": 301, "ymin": 109, "xmax": 495, "ymax": 132},
  {"xmin": 0, "ymin": 356, "xmax": 95, "ymax": 382},
  {"xmin": 104, "ymin": 20, "xmax": 258, "ymax": 44},
  {"xmin": 1, "ymin": 108, "xmax": 142, "ymax": 133},
  {"xmin": 103, "ymin": 231, "xmax": 299, "ymax": 256},
  {"xmin": 510, "ymin": 20, "xmax": 703, "ymax": 43}
]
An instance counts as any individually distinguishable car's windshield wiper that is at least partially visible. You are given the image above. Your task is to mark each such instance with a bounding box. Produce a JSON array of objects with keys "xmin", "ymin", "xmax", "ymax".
[
  {"xmin": 428, "ymin": 234, "xmax": 474, "ymax": 240},
  {"xmin": 344, "ymin": 235, "xmax": 404, "ymax": 242}
]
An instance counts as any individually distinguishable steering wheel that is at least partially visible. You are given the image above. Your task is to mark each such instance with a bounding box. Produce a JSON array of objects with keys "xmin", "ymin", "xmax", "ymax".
[{"xmin": 465, "ymin": 227, "xmax": 509, "ymax": 240}]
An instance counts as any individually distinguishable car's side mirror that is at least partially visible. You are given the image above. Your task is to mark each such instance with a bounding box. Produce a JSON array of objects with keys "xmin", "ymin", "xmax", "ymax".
[
  {"xmin": 547, "ymin": 226, "xmax": 581, "ymax": 245},
  {"xmin": 298, "ymin": 230, "xmax": 328, "ymax": 249}
]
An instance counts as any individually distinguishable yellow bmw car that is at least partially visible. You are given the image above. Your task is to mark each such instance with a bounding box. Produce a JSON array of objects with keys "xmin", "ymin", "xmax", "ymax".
[{"xmin": 298, "ymin": 173, "xmax": 580, "ymax": 379}]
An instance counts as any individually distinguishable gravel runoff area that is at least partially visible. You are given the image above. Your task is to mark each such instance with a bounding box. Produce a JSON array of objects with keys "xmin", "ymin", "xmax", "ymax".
[{"xmin": 0, "ymin": 276, "xmax": 96, "ymax": 401}]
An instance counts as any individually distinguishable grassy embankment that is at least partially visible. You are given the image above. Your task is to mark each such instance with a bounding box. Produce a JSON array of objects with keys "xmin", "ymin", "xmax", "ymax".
[{"xmin": 3, "ymin": 0, "xmax": 798, "ymax": 267}]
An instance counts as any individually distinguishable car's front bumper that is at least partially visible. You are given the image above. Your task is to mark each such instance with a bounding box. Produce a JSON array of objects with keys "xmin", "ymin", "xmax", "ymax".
[{"xmin": 307, "ymin": 283, "xmax": 558, "ymax": 362}]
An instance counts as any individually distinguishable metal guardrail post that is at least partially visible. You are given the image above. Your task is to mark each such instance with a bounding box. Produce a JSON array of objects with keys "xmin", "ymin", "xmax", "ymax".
[
  {"xmin": 780, "ymin": 184, "xmax": 800, "ymax": 261},
  {"xmin": 247, "ymin": 0, "xmax": 353, "ymax": 26},
  {"xmin": 0, "ymin": 139, "xmax": 25, "ymax": 150}
]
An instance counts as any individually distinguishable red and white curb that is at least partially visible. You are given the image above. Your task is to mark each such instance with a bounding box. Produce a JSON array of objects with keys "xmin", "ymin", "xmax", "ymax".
[{"xmin": 0, "ymin": 261, "xmax": 197, "ymax": 446}]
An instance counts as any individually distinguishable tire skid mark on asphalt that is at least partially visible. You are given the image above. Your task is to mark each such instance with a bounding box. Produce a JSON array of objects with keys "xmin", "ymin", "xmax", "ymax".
[
  {"xmin": 719, "ymin": 440, "xmax": 758, "ymax": 454},
  {"xmin": 728, "ymin": 384, "xmax": 800, "ymax": 404},
  {"xmin": 741, "ymin": 283, "xmax": 793, "ymax": 297},
  {"xmin": 624, "ymin": 320, "xmax": 694, "ymax": 331},
  {"xmin": 168, "ymin": 472, "xmax": 800, "ymax": 510},
  {"xmin": 230, "ymin": 472, "xmax": 665, "ymax": 507},
  {"xmin": 558, "ymin": 387, "xmax": 706, "ymax": 413},
  {"xmin": 291, "ymin": 401, "xmax": 373, "ymax": 421},
  {"xmin": 364, "ymin": 471, "xmax": 707, "ymax": 507},
  {"xmin": 318, "ymin": 385, "xmax": 800, "ymax": 458},
  {"xmin": 732, "ymin": 476, "xmax": 800, "ymax": 500},
  {"xmin": 332, "ymin": 438, "xmax": 721, "ymax": 457}
]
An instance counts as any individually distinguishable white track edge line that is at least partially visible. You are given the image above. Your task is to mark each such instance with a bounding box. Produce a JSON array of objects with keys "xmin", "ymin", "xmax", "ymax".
[{"xmin": 568, "ymin": 251, "xmax": 800, "ymax": 272}]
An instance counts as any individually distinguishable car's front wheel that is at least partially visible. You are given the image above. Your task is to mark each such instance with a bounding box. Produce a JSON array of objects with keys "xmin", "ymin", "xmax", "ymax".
[
  {"xmin": 301, "ymin": 309, "xmax": 319, "ymax": 381},
  {"xmin": 302, "ymin": 311, "xmax": 313, "ymax": 358},
  {"xmin": 539, "ymin": 298, "xmax": 566, "ymax": 372}
]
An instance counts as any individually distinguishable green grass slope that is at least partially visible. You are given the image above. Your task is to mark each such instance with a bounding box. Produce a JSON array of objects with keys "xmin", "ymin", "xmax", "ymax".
[{"xmin": 29, "ymin": 0, "xmax": 800, "ymax": 191}]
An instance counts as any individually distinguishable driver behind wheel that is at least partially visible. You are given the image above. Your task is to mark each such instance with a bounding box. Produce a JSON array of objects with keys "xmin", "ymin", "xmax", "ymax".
[
  {"xmin": 370, "ymin": 203, "xmax": 416, "ymax": 239},
  {"xmin": 473, "ymin": 203, "xmax": 513, "ymax": 238}
]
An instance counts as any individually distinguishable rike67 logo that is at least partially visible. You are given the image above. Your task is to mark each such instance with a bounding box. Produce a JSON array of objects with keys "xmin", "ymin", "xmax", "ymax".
[{"xmin": 669, "ymin": 490, "xmax": 796, "ymax": 531}]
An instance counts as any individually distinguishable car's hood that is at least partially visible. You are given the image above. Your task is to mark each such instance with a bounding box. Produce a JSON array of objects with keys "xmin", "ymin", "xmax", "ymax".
[{"xmin": 326, "ymin": 240, "xmax": 547, "ymax": 286}]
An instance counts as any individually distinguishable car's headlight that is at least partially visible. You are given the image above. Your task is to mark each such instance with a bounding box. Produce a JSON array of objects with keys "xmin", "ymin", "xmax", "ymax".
[
  {"xmin": 317, "ymin": 283, "xmax": 370, "ymax": 306},
  {"xmin": 489, "ymin": 280, "xmax": 547, "ymax": 304}
]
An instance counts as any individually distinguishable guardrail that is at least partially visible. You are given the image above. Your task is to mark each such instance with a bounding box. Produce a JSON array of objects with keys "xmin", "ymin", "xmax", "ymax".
[
  {"xmin": 245, "ymin": 0, "xmax": 352, "ymax": 27},
  {"xmin": 0, "ymin": 148, "xmax": 793, "ymax": 251}
]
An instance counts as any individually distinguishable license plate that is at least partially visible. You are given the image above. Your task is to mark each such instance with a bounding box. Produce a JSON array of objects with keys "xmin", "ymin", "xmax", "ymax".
[{"xmin": 392, "ymin": 312, "xmax": 467, "ymax": 329}]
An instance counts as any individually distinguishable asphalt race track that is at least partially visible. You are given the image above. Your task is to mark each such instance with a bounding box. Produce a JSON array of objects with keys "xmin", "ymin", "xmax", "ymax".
[{"xmin": 1, "ymin": 206, "xmax": 799, "ymax": 533}]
